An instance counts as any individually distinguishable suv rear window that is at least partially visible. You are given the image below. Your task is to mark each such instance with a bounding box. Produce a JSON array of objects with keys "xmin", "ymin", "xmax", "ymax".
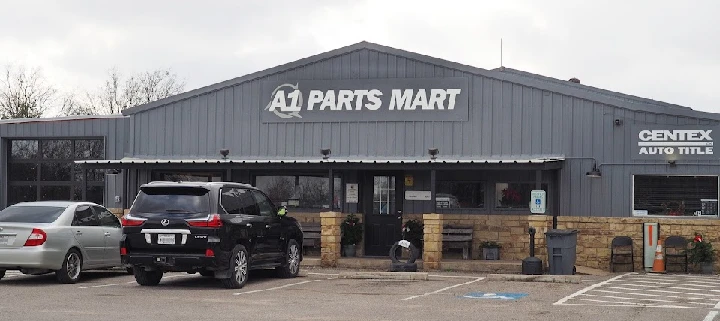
[
  {"xmin": 0, "ymin": 206, "xmax": 66, "ymax": 223},
  {"xmin": 130, "ymin": 186, "xmax": 211, "ymax": 215}
]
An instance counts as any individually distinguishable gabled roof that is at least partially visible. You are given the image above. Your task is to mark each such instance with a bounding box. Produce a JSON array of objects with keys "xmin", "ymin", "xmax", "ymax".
[{"xmin": 121, "ymin": 41, "xmax": 720, "ymax": 121}]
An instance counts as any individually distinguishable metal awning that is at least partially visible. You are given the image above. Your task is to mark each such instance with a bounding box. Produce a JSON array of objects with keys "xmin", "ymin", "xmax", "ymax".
[{"xmin": 75, "ymin": 156, "xmax": 565, "ymax": 165}]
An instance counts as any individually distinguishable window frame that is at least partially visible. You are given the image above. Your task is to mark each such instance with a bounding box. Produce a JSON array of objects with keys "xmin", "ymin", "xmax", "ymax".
[
  {"xmin": 434, "ymin": 179, "xmax": 487, "ymax": 212},
  {"xmin": 251, "ymin": 171, "xmax": 343, "ymax": 212},
  {"xmin": 631, "ymin": 174, "xmax": 720, "ymax": 219},
  {"xmin": 6, "ymin": 137, "xmax": 106, "ymax": 206},
  {"xmin": 493, "ymin": 181, "xmax": 549, "ymax": 210}
]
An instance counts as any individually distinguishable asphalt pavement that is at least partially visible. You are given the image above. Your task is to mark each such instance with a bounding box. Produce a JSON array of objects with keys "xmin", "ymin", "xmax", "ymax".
[{"xmin": 0, "ymin": 268, "xmax": 718, "ymax": 321}]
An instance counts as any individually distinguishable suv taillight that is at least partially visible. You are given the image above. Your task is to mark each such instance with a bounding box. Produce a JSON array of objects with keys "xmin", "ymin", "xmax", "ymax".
[
  {"xmin": 121, "ymin": 214, "xmax": 147, "ymax": 227},
  {"xmin": 24, "ymin": 228, "xmax": 47, "ymax": 246},
  {"xmin": 186, "ymin": 214, "xmax": 223, "ymax": 228}
]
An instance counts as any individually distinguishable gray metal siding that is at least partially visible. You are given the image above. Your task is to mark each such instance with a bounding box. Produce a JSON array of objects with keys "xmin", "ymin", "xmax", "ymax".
[{"xmin": 0, "ymin": 117, "xmax": 130, "ymax": 208}]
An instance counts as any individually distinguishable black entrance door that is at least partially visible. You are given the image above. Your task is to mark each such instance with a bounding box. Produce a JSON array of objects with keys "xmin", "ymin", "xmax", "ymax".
[{"xmin": 362, "ymin": 172, "xmax": 403, "ymax": 256}]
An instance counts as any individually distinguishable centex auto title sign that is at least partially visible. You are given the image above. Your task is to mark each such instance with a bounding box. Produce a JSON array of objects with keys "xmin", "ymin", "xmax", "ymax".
[
  {"xmin": 631, "ymin": 125, "xmax": 717, "ymax": 160},
  {"xmin": 260, "ymin": 77, "xmax": 469, "ymax": 122}
]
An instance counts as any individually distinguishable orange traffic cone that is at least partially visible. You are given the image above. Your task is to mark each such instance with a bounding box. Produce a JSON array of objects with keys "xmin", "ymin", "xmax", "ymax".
[{"xmin": 650, "ymin": 239, "xmax": 666, "ymax": 274}]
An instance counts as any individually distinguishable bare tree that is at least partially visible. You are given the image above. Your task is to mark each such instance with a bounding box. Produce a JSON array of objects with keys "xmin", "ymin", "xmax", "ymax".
[
  {"xmin": 0, "ymin": 64, "xmax": 57, "ymax": 119},
  {"xmin": 62, "ymin": 67, "xmax": 186, "ymax": 116}
]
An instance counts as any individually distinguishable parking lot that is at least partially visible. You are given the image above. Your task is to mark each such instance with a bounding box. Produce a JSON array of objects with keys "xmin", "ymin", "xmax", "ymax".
[{"xmin": 1, "ymin": 268, "xmax": 718, "ymax": 321}]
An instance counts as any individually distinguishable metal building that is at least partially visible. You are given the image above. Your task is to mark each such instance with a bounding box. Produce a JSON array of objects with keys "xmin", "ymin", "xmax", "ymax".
[{"xmin": 2, "ymin": 41, "xmax": 718, "ymax": 256}]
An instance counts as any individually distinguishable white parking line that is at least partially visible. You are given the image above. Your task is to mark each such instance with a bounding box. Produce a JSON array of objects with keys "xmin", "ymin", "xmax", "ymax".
[
  {"xmin": 715, "ymin": 300, "xmax": 720, "ymax": 309},
  {"xmin": 703, "ymin": 311, "xmax": 718, "ymax": 321},
  {"xmin": 554, "ymin": 273, "xmax": 633, "ymax": 306},
  {"xmin": 307, "ymin": 272, "xmax": 339, "ymax": 277},
  {"xmin": 232, "ymin": 280, "xmax": 313, "ymax": 296},
  {"xmin": 401, "ymin": 277, "xmax": 484, "ymax": 301}
]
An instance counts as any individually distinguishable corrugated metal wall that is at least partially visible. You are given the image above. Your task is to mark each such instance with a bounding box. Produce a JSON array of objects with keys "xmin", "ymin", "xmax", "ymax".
[
  {"xmin": 123, "ymin": 48, "xmax": 720, "ymax": 217},
  {"xmin": 0, "ymin": 117, "xmax": 130, "ymax": 208}
]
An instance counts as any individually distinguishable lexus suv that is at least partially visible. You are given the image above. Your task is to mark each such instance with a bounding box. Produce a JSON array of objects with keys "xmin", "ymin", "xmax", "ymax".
[{"xmin": 120, "ymin": 181, "xmax": 304, "ymax": 289}]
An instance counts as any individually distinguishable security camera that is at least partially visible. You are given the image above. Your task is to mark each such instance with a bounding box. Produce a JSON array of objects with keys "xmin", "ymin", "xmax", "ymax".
[{"xmin": 220, "ymin": 148, "xmax": 229, "ymax": 159}]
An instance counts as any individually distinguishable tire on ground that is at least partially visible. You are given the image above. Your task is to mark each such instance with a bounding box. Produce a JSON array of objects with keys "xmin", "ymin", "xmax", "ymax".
[
  {"xmin": 56, "ymin": 249, "xmax": 83, "ymax": 284},
  {"xmin": 276, "ymin": 239, "xmax": 301, "ymax": 278},
  {"xmin": 134, "ymin": 268, "xmax": 163, "ymax": 286},
  {"xmin": 389, "ymin": 262, "xmax": 418, "ymax": 272},
  {"xmin": 221, "ymin": 244, "xmax": 249, "ymax": 289},
  {"xmin": 0, "ymin": 269, "xmax": 5, "ymax": 280},
  {"xmin": 389, "ymin": 241, "xmax": 420, "ymax": 264}
]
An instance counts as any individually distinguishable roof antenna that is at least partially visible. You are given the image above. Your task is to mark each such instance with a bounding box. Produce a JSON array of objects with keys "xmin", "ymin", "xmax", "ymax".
[{"xmin": 500, "ymin": 38, "xmax": 503, "ymax": 67}]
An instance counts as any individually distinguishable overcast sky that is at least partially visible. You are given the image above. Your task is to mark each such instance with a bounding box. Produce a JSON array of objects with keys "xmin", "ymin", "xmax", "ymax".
[{"xmin": 2, "ymin": 0, "xmax": 719, "ymax": 115}]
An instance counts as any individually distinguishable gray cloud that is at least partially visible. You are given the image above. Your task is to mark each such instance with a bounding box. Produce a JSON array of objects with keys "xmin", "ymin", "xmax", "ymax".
[{"xmin": 1, "ymin": 0, "xmax": 719, "ymax": 113}]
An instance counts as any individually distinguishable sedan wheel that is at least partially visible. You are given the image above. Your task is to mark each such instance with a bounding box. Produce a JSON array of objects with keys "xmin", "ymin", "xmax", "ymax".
[{"xmin": 56, "ymin": 249, "xmax": 82, "ymax": 284}]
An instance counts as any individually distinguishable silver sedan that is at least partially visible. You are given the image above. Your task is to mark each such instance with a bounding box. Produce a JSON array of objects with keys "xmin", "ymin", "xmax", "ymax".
[{"xmin": 0, "ymin": 201, "xmax": 127, "ymax": 283}]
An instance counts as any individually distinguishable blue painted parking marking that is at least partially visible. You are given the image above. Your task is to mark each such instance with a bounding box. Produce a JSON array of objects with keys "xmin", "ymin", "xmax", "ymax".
[{"xmin": 460, "ymin": 292, "xmax": 528, "ymax": 300}]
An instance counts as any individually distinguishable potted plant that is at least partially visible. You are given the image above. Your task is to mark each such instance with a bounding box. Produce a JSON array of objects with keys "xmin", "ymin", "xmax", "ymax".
[
  {"xmin": 402, "ymin": 219, "xmax": 424, "ymax": 254},
  {"xmin": 480, "ymin": 241, "xmax": 501, "ymax": 260},
  {"xmin": 688, "ymin": 232, "xmax": 715, "ymax": 274},
  {"xmin": 341, "ymin": 213, "xmax": 363, "ymax": 257}
]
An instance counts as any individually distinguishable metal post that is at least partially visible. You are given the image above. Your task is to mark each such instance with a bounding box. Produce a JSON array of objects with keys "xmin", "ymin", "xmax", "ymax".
[
  {"xmin": 430, "ymin": 169, "xmax": 436, "ymax": 210},
  {"xmin": 82, "ymin": 167, "xmax": 88, "ymax": 201},
  {"xmin": 328, "ymin": 168, "xmax": 335, "ymax": 211},
  {"xmin": 535, "ymin": 170, "xmax": 541, "ymax": 189}
]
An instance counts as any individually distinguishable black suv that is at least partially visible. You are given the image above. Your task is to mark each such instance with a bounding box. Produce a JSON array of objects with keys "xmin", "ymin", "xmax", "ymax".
[{"xmin": 119, "ymin": 181, "xmax": 304, "ymax": 289}]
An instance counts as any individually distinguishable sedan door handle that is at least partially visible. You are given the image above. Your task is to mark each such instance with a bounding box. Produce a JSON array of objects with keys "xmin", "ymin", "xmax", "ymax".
[
  {"xmin": 104, "ymin": 232, "xmax": 111, "ymax": 236},
  {"xmin": 75, "ymin": 231, "xmax": 83, "ymax": 235}
]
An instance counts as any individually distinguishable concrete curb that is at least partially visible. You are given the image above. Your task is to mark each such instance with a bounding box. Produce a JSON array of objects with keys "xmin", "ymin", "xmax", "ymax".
[
  {"xmin": 338, "ymin": 272, "xmax": 429, "ymax": 281},
  {"xmin": 486, "ymin": 274, "xmax": 582, "ymax": 284}
]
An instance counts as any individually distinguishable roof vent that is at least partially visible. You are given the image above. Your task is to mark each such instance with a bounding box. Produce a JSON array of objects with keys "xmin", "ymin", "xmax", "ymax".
[{"xmin": 569, "ymin": 77, "xmax": 580, "ymax": 84}]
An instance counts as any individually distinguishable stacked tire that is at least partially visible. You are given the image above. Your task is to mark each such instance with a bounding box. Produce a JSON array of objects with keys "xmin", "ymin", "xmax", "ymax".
[{"xmin": 389, "ymin": 240, "xmax": 420, "ymax": 272}]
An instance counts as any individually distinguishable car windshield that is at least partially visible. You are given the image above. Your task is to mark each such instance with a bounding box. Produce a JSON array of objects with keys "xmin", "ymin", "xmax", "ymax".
[
  {"xmin": 130, "ymin": 187, "xmax": 211, "ymax": 215},
  {"xmin": 0, "ymin": 205, "xmax": 66, "ymax": 223}
]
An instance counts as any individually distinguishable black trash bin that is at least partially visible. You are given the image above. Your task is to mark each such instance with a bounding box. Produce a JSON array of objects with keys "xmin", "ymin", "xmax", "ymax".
[{"xmin": 545, "ymin": 229, "xmax": 578, "ymax": 275}]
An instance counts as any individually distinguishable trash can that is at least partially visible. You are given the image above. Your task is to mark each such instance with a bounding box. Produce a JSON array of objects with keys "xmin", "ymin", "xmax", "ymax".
[{"xmin": 545, "ymin": 229, "xmax": 578, "ymax": 275}]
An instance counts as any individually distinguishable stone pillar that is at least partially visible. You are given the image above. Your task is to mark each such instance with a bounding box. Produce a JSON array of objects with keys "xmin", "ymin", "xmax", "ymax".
[
  {"xmin": 422, "ymin": 213, "xmax": 444, "ymax": 270},
  {"xmin": 320, "ymin": 211, "xmax": 343, "ymax": 267}
]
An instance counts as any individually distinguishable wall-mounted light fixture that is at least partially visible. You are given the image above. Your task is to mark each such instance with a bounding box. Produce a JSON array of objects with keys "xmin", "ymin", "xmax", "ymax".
[
  {"xmin": 614, "ymin": 119, "xmax": 623, "ymax": 126},
  {"xmin": 220, "ymin": 148, "xmax": 229, "ymax": 159},
  {"xmin": 428, "ymin": 148, "xmax": 439, "ymax": 160},
  {"xmin": 107, "ymin": 169, "xmax": 122, "ymax": 175},
  {"xmin": 586, "ymin": 163, "xmax": 602, "ymax": 178},
  {"xmin": 321, "ymin": 148, "xmax": 331, "ymax": 160},
  {"xmin": 668, "ymin": 160, "xmax": 677, "ymax": 167}
]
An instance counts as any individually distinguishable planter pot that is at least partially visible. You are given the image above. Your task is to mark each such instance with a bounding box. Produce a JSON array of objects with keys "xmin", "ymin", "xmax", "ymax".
[
  {"xmin": 482, "ymin": 247, "xmax": 500, "ymax": 260},
  {"xmin": 700, "ymin": 262, "xmax": 714, "ymax": 274},
  {"xmin": 343, "ymin": 244, "xmax": 357, "ymax": 257}
]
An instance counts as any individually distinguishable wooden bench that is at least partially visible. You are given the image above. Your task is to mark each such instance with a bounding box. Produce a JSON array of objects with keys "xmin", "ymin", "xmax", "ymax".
[
  {"xmin": 301, "ymin": 222, "xmax": 321, "ymax": 254},
  {"xmin": 442, "ymin": 225, "xmax": 474, "ymax": 260}
]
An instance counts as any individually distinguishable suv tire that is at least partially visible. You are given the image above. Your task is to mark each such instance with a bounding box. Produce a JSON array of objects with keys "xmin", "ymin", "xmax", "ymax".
[
  {"xmin": 134, "ymin": 269, "xmax": 163, "ymax": 286},
  {"xmin": 0, "ymin": 269, "xmax": 5, "ymax": 280},
  {"xmin": 56, "ymin": 249, "xmax": 82, "ymax": 284},
  {"xmin": 221, "ymin": 245, "xmax": 249, "ymax": 289},
  {"xmin": 276, "ymin": 239, "xmax": 300, "ymax": 278}
]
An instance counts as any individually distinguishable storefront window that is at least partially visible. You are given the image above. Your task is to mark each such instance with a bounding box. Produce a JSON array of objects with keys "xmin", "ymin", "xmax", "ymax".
[
  {"xmin": 633, "ymin": 175, "xmax": 719, "ymax": 217},
  {"xmin": 254, "ymin": 175, "xmax": 342, "ymax": 210},
  {"xmin": 435, "ymin": 181, "xmax": 485, "ymax": 209},
  {"xmin": 7, "ymin": 139, "xmax": 105, "ymax": 206},
  {"xmin": 495, "ymin": 182, "xmax": 548, "ymax": 209}
]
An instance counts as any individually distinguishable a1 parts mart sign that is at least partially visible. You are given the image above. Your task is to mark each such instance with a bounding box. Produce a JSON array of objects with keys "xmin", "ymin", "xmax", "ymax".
[
  {"xmin": 631, "ymin": 125, "xmax": 719, "ymax": 160},
  {"xmin": 260, "ymin": 77, "xmax": 469, "ymax": 123}
]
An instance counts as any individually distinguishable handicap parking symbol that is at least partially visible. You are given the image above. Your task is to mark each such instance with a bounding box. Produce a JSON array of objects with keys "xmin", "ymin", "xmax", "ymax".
[
  {"xmin": 535, "ymin": 199, "xmax": 541, "ymax": 205},
  {"xmin": 460, "ymin": 292, "xmax": 528, "ymax": 300}
]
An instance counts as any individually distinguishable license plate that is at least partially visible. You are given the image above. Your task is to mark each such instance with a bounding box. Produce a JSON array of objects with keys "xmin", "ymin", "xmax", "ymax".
[
  {"xmin": 157, "ymin": 234, "xmax": 175, "ymax": 245},
  {"xmin": 0, "ymin": 235, "xmax": 8, "ymax": 245}
]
